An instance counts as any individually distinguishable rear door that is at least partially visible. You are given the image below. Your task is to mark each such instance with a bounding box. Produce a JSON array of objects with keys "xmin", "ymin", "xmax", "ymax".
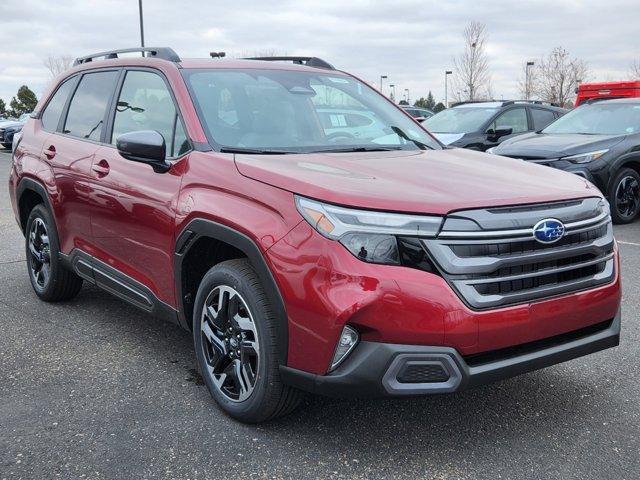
[
  {"xmin": 41, "ymin": 70, "xmax": 119, "ymax": 254},
  {"xmin": 89, "ymin": 68, "xmax": 190, "ymax": 307}
]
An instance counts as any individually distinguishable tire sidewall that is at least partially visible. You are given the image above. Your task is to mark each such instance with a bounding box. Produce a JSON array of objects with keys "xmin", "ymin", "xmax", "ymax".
[
  {"xmin": 609, "ymin": 168, "xmax": 640, "ymax": 224},
  {"xmin": 192, "ymin": 263, "xmax": 275, "ymax": 421},
  {"xmin": 25, "ymin": 204, "xmax": 63, "ymax": 299}
]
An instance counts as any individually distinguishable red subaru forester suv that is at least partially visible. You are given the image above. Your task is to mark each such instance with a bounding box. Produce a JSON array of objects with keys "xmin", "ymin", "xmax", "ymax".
[{"xmin": 9, "ymin": 48, "xmax": 621, "ymax": 423}]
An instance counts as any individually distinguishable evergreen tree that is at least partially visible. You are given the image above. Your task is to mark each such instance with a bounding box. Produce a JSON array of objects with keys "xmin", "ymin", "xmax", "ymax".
[
  {"xmin": 9, "ymin": 86, "xmax": 38, "ymax": 116},
  {"xmin": 433, "ymin": 102, "xmax": 446, "ymax": 113},
  {"xmin": 0, "ymin": 98, "xmax": 7, "ymax": 117},
  {"xmin": 425, "ymin": 91, "xmax": 436, "ymax": 110}
]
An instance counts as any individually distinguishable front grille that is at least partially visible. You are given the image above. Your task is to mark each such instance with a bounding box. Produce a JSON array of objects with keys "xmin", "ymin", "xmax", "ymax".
[
  {"xmin": 423, "ymin": 197, "xmax": 615, "ymax": 309},
  {"xmin": 397, "ymin": 363, "xmax": 450, "ymax": 383}
]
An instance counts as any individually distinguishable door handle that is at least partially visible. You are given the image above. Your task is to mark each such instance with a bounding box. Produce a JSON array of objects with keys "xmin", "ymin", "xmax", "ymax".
[
  {"xmin": 92, "ymin": 159, "xmax": 110, "ymax": 177},
  {"xmin": 43, "ymin": 145, "xmax": 56, "ymax": 159}
]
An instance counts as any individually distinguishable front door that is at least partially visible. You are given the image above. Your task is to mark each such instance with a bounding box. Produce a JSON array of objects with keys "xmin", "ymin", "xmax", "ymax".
[{"xmin": 88, "ymin": 69, "xmax": 190, "ymax": 306}]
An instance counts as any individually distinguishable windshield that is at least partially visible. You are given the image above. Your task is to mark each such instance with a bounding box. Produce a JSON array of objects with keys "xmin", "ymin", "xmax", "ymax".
[
  {"xmin": 182, "ymin": 68, "xmax": 440, "ymax": 153},
  {"xmin": 423, "ymin": 107, "xmax": 499, "ymax": 133},
  {"xmin": 543, "ymin": 102, "xmax": 640, "ymax": 135}
]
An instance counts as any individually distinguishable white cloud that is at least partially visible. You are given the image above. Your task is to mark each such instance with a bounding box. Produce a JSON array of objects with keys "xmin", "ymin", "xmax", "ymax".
[{"xmin": 1, "ymin": 0, "xmax": 639, "ymax": 104}]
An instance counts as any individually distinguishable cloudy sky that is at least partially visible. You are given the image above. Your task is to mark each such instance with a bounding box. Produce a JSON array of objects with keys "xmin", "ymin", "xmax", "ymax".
[{"xmin": 1, "ymin": 0, "xmax": 639, "ymax": 107}]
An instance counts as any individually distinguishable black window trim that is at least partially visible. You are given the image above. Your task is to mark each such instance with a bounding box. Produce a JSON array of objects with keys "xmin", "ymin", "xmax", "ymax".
[
  {"xmin": 55, "ymin": 67, "xmax": 123, "ymax": 146},
  {"xmin": 105, "ymin": 66, "xmax": 193, "ymax": 160}
]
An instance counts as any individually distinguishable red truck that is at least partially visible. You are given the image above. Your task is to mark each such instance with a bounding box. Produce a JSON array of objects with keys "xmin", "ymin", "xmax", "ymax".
[
  {"xmin": 9, "ymin": 48, "xmax": 621, "ymax": 423},
  {"xmin": 575, "ymin": 80, "xmax": 640, "ymax": 106}
]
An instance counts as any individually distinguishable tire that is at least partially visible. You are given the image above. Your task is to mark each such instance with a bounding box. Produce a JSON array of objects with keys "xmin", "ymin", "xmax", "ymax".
[
  {"xmin": 193, "ymin": 259, "xmax": 302, "ymax": 423},
  {"xmin": 609, "ymin": 168, "xmax": 640, "ymax": 224},
  {"xmin": 25, "ymin": 204, "xmax": 83, "ymax": 301}
]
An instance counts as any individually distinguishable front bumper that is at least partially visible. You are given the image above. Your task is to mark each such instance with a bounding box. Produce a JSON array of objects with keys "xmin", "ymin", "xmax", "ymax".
[{"xmin": 280, "ymin": 309, "xmax": 621, "ymax": 398}]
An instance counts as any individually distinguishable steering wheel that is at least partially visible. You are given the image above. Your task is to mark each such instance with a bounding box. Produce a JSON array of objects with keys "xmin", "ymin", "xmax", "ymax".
[{"xmin": 326, "ymin": 132, "xmax": 357, "ymax": 143}]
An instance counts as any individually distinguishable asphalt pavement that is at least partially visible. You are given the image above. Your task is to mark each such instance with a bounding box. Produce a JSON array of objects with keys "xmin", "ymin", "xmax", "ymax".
[{"xmin": 0, "ymin": 148, "xmax": 639, "ymax": 480}]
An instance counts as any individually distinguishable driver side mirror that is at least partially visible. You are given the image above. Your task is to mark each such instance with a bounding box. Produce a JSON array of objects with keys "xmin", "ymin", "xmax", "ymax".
[
  {"xmin": 486, "ymin": 127, "xmax": 513, "ymax": 140},
  {"xmin": 116, "ymin": 130, "xmax": 171, "ymax": 173}
]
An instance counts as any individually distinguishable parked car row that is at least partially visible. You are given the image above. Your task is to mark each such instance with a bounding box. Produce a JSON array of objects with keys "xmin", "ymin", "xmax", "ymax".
[
  {"xmin": 0, "ymin": 113, "xmax": 31, "ymax": 149},
  {"xmin": 421, "ymin": 95, "xmax": 640, "ymax": 223}
]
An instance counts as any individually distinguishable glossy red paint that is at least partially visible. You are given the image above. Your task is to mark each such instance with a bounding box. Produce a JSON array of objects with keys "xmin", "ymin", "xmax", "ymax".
[
  {"xmin": 266, "ymin": 221, "xmax": 621, "ymax": 374},
  {"xmin": 9, "ymin": 54, "xmax": 622, "ymax": 383}
]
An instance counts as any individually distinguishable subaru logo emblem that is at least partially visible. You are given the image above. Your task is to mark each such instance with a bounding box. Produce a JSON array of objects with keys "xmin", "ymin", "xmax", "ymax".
[{"xmin": 533, "ymin": 218, "xmax": 565, "ymax": 244}]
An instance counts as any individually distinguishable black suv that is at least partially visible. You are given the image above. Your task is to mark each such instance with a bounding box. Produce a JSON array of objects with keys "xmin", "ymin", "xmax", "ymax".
[
  {"xmin": 492, "ymin": 98, "xmax": 640, "ymax": 224},
  {"xmin": 423, "ymin": 101, "xmax": 567, "ymax": 151}
]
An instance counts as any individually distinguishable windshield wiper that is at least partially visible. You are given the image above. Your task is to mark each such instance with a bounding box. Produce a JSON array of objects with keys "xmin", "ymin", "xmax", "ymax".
[
  {"xmin": 390, "ymin": 126, "xmax": 433, "ymax": 150},
  {"xmin": 220, "ymin": 146, "xmax": 294, "ymax": 155},
  {"xmin": 309, "ymin": 146, "xmax": 402, "ymax": 153}
]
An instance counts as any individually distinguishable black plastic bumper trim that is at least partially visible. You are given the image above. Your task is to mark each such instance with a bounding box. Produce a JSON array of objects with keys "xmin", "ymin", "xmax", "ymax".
[{"xmin": 280, "ymin": 309, "xmax": 621, "ymax": 398}]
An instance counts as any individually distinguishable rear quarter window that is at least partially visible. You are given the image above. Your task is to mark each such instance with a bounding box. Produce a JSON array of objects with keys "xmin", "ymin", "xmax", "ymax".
[{"xmin": 41, "ymin": 78, "xmax": 77, "ymax": 132}]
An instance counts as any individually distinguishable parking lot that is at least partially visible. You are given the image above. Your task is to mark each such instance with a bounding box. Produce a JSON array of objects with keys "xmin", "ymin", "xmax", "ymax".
[{"xmin": 0, "ymin": 148, "xmax": 638, "ymax": 480}]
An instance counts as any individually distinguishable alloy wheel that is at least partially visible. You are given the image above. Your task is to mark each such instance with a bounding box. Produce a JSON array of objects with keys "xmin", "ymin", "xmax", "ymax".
[
  {"xmin": 615, "ymin": 175, "xmax": 640, "ymax": 219},
  {"xmin": 200, "ymin": 285, "xmax": 260, "ymax": 402},
  {"xmin": 28, "ymin": 218, "xmax": 51, "ymax": 290}
]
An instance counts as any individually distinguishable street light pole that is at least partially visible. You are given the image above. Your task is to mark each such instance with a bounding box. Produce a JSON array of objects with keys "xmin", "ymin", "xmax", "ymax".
[
  {"xmin": 525, "ymin": 61, "xmax": 535, "ymax": 100},
  {"xmin": 445, "ymin": 70, "xmax": 452, "ymax": 108},
  {"xmin": 138, "ymin": 0, "xmax": 145, "ymax": 53},
  {"xmin": 389, "ymin": 84, "xmax": 396, "ymax": 103},
  {"xmin": 380, "ymin": 75, "xmax": 388, "ymax": 96},
  {"xmin": 404, "ymin": 88, "xmax": 410, "ymax": 105}
]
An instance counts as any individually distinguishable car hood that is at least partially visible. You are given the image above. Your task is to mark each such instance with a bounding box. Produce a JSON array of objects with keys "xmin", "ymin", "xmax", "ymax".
[
  {"xmin": 234, "ymin": 149, "xmax": 599, "ymax": 215},
  {"xmin": 496, "ymin": 132, "xmax": 626, "ymax": 158},
  {"xmin": 0, "ymin": 120, "xmax": 22, "ymax": 129}
]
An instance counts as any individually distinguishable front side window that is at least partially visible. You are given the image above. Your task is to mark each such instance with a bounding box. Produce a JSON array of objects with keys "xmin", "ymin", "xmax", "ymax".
[
  {"xmin": 183, "ymin": 68, "xmax": 440, "ymax": 153},
  {"xmin": 41, "ymin": 77, "xmax": 77, "ymax": 132},
  {"xmin": 543, "ymin": 102, "xmax": 640, "ymax": 135},
  {"xmin": 111, "ymin": 71, "xmax": 180, "ymax": 154},
  {"xmin": 490, "ymin": 107, "xmax": 528, "ymax": 134},
  {"xmin": 64, "ymin": 71, "xmax": 118, "ymax": 141}
]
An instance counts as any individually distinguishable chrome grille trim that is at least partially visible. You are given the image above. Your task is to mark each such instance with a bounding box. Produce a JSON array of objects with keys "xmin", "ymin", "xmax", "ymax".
[
  {"xmin": 438, "ymin": 210, "xmax": 610, "ymax": 239},
  {"xmin": 424, "ymin": 198, "xmax": 615, "ymax": 309}
]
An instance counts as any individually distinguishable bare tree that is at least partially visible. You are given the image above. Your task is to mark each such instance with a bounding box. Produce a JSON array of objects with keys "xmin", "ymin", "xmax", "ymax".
[
  {"xmin": 452, "ymin": 21, "xmax": 491, "ymax": 102},
  {"xmin": 534, "ymin": 47, "xmax": 588, "ymax": 107},
  {"xmin": 631, "ymin": 59, "xmax": 640, "ymax": 79},
  {"xmin": 43, "ymin": 55, "xmax": 74, "ymax": 79}
]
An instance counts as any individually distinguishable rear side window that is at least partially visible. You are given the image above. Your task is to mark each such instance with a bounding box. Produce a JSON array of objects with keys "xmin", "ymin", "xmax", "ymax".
[
  {"xmin": 63, "ymin": 71, "xmax": 118, "ymax": 141},
  {"xmin": 111, "ymin": 70, "xmax": 188, "ymax": 157},
  {"xmin": 41, "ymin": 78, "xmax": 76, "ymax": 132},
  {"xmin": 531, "ymin": 108, "xmax": 557, "ymax": 130}
]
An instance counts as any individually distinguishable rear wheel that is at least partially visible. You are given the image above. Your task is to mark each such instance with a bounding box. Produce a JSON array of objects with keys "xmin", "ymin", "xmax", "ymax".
[
  {"xmin": 609, "ymin": 168, "xmax": 640, "ymax": 224},
  {"xmin": 193, "ymin": 259, "xmax": 302, "ymax": 423},
  {"xmin": 25, "ymin": 204, "xmax": 83, "ymax": 301}
]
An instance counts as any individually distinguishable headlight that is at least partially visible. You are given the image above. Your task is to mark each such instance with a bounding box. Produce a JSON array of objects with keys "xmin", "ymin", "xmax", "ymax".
[
  {"xmin": 562, "ymin": 149, "xmax": 609, "ymax": 164},
  {"xmin": 295, "ymin": 195, "xmax": 442, "ymax": 265}
]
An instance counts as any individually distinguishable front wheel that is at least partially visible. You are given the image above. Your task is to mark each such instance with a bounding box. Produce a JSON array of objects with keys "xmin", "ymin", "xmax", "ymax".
[
  {"xmin": 193, "ymin": 259, "xmax": 302, "ymax": 423},
  {"xmin": 609, "ymin": 168, "xmax": 640, "ymax": 224}
]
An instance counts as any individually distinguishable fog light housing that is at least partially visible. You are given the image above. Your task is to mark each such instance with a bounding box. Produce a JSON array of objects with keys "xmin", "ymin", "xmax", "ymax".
[{"xmin": 329, "ymin": 325, "xmax": 359, "ymax": 371}]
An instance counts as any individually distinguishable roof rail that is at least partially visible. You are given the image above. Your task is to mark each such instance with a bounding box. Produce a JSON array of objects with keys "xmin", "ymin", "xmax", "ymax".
[
  {"xmin": 503, "ymin": 100, "xmax": 562, "ymax": 107},
  {"xmin": 243, "ymin": 56, "xmax": 335, "ymax": 70},
  {"xmin": 73, "ymin": 47, "xmax": 181, "ymax": 66},
  {"xmin": 450, "ymin": 100, "xmax": 503, "ymax": 107}
]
